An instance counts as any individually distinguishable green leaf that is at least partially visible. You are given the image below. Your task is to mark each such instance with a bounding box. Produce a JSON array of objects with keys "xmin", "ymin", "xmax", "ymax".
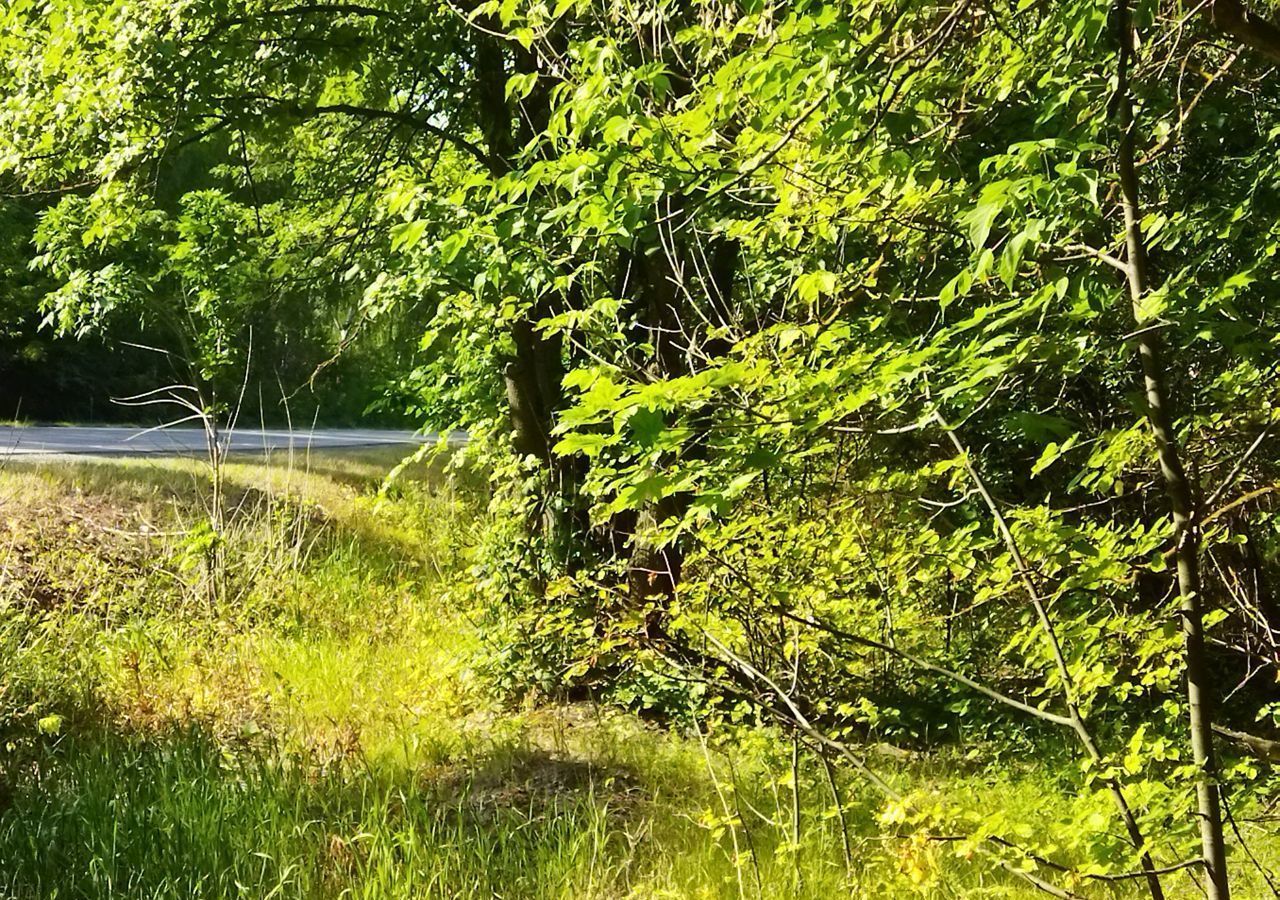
[
  {"xmin": 390, "ymin": 220, "xmax": 427, "ymax": 253},
  {"xmin": 506, "ymin": 72, "xmax": 538, "ymax": 101},
  {"xmin": 964, "ymin": 180, "xmax": 1012, "ymax": 248},
  {"xmin": 601, "ymin": 115, "xmax": 631, "ymax": 143},
  {"xmin": 795, "ymin": 269, "xmax": 837, "ymax": 304}
]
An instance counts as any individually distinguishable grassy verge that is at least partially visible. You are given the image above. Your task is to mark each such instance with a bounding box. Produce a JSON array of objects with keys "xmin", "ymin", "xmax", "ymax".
[{"xmin": 0, "ymin": 450, "xmax": 1272, "ymax": 898}]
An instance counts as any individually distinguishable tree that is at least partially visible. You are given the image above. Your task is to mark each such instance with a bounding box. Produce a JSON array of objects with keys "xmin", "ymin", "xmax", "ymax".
[{"xmin": 9, "ymin": 0, "xmax": 1280, "ymax": 894}]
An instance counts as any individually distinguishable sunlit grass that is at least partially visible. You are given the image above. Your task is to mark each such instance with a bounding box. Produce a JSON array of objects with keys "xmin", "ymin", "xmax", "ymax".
[{"xmin": 0, "ymin": 450, "xmax": 1274, "ymax": 898}]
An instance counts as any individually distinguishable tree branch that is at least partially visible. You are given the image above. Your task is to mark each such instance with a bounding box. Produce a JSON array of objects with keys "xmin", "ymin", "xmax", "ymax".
[
  {"xmin": 780, "ymin": 610, "xmax": 1076, "ymax": 728},
  {"xmin": 196, "ymin": 4, "xmax": 399, "ymax": 45},
  {"xmin": 1209, "ymin": 0, "xmax": 1280, "ymax": 62},
  {"xmin": 937, "ymin": 409, "xmax": 1167, "ymax": 900},
  {"xmin": 1213, "ymin": 724, "xmax": 1280, "ymax": 763},
  {"xmin": 293, "ymin": 103, "xmax": 494, "ymax": 171},
  {"xmin": 684, "ymin": 634, "xmax": 1087, "ymax": 900}
]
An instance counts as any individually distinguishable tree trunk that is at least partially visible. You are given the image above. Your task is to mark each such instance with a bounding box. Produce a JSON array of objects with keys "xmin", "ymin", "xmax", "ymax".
[
  {"xmin": 470, "ymin": 26, "xmax": 589, "ymax": 563},
  {"xmin": 1114, "ymin": 4, "xmax": 1230, "ymax": 896},
  {"xmin": 619, "ymin": 205, "xmax": 689, "ymax": 609}
]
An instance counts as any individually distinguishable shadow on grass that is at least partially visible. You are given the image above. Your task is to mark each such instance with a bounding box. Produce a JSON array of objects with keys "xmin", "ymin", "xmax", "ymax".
[{"xmin": 0, "ymin": 725, "xmax": 653, "ymax": 900}]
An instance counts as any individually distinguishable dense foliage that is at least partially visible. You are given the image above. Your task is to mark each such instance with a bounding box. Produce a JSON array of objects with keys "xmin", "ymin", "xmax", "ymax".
[{"xmin": 5, "ymin": 0, "xmax": 1280, "ymax": 895}]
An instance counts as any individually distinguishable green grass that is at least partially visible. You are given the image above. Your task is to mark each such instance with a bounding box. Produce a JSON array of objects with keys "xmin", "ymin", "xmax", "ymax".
[{"xmin": 0, "ymin": 450, "xmax": 1275, "ymax": 898}]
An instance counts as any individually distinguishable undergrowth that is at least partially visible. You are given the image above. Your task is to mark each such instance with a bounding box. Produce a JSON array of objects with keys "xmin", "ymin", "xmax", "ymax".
[{"xmin": 0, "ymin": 449, "xmax": 1273, "ymax": 899}]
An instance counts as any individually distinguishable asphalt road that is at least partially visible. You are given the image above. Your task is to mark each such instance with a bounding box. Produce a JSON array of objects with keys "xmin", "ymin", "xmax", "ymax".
[{"xmin": 0, "ymin": 425, "xmax": 448, "ymax": 458}]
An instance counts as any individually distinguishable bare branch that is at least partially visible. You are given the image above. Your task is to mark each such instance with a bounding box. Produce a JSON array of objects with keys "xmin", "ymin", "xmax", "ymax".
[
  {"xmin": 1213, "ymin": 724, "xmax": 1280, "ymax": 763},
  {"xmin": 1206, "ymin": 422, "xmax": 1275, "ymax": 510},
  {"xmin": 1209, "ymin": 0, "xmax": 1280, "ymax": 62},
  {"xmin": 780, "ymin": 609, "xmax": 1076, "ymax": 728}
]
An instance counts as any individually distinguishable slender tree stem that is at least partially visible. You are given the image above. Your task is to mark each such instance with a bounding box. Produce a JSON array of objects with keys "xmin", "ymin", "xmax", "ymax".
[
  {"xmin": 1113, "ymin": 3, "xmax": 1230, "ymax": 896},
  {"xmin": 938, "ymin": 415, "xmax": 1166, "ymax": 900}
]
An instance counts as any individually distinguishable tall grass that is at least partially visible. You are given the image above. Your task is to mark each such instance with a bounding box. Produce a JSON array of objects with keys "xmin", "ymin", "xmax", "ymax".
[
  {"xmin": 0, "ymin": 450, "xmax": 1272, "ymax": 898},
  {"xmin": 0, "ymin": 728, "xmax": 634, "ymax": 900}
]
